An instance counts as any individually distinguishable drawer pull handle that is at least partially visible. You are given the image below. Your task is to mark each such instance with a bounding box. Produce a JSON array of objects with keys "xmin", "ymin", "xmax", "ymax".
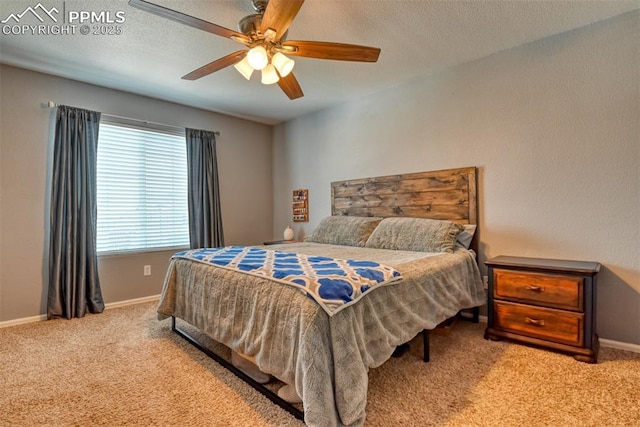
[
  {"xmin": 524, "ymin": 285, "xmax": 545, "ymax": 292},
  {"xmin": 525, "ymin": 317, "xmax": 545, "ymax": 327}
]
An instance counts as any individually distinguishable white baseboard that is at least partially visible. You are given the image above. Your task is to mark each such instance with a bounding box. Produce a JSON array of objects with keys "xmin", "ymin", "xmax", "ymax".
[
  {"xmin": 0, "ymin": 313, "xmax": 48, "ymax": 328},
  {"xmin": 0, "ymin": 295, "xmax": 160, "ymax": 329},
  {"xmin": 104, "ymin": 294, "xmax": 160, "ymax": 309},
  {"xmin": 600, "ymin": 338, "xmax": 640, "ymax": 354}
]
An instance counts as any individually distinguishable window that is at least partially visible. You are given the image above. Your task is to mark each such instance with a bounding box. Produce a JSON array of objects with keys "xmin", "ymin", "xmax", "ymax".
[{"xmin": 96, "ymin": 117, "xmax": 189, "ymax": 253}]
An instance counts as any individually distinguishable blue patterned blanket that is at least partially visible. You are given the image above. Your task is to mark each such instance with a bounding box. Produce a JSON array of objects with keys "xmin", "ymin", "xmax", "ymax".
[{"xmin": 173, "ymin": 246, "xmax": 403, "ymax": 316}]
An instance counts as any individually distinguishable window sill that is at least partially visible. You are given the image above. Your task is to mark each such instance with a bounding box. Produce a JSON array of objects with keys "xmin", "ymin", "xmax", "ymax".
[{"xmin": 97, "ymin": 246, "xmax": 188, "ymax": 258}]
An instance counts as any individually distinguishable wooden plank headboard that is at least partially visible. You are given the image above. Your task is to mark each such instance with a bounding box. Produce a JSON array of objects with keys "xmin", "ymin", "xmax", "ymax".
[{"xmin": 331, "ymin": 167, "xmax": 477, "ymax": 225}]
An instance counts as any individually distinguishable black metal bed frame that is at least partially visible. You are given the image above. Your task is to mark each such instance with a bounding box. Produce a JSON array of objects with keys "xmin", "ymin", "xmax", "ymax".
[
  {"xmin": 170, "ymin": 306, "xmax": 479, "ymax": 423},
  {"xmin": 171, "ymin": 316, "xmax": 305, "ymax": 420}
]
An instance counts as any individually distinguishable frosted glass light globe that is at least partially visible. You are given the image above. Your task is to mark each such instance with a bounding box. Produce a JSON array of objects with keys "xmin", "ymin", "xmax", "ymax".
[
  {"xmin": 272, "ymin": 52, "xmax": 294, "ymax": 77},
  {"xmin": 247, "ymin": 46, "xmax": 268, "ymax": 70},
  {"xmin": 261, "ymin": 64, "xmax": 279, "ymax": 85}
]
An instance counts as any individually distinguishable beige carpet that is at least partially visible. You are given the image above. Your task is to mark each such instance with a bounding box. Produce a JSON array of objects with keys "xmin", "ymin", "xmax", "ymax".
[{"xmin": 2, "ymin": 300, "xmax": 639, "ymax": 426}]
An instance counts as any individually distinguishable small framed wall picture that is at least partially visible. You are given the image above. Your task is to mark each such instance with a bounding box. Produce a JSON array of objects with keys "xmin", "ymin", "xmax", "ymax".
[{"xmin": 292, "ymin": 189, "xmax": 308, "ymax": 222}]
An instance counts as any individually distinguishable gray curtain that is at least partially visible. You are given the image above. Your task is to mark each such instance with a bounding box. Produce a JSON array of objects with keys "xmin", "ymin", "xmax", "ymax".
[
  {"xmin": 48, "ymin": 105, "xmax": 104, "ymax": 319},
  {"xmin": 185, "ymin": 128, "xmax": 224, "ymax": 249}
]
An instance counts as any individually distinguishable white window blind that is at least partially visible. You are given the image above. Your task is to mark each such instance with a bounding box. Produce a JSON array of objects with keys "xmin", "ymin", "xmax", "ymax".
[{"xmin": 96, "ymin": 117, "xmax": 190, "ymax": 253}]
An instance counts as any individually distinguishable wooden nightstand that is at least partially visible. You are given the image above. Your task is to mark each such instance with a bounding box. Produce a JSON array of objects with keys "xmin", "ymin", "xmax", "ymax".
[
  {"xmin": 484, "ymin": 256, "xmax": 601, "ymax": 363},
  {"xmin": 263, "ymin": 240, "xmax": 299, "ymax": 245}
]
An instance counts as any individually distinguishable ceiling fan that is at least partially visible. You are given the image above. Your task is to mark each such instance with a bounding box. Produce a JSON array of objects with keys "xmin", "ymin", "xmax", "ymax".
[{"xmin": 128, "ymin": 0, "xmax": 381, "ymax": 100}]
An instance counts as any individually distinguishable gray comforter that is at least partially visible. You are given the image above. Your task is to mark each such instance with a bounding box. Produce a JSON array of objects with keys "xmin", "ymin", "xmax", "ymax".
[{"xmin": 157, "ymin": 243, "xmax": 485, "ymax": 426}]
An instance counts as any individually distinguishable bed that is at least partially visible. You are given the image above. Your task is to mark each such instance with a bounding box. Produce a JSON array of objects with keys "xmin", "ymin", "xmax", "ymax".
[{"xmin": 157, "ymin": 167, "xmax": 485, "ymax": 426}]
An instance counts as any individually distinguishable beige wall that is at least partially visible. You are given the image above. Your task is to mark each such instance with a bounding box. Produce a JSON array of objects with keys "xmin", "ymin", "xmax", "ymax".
[
  {"xmin": 0, "ymin": 65, "xmax": 273, "ymax": 321},
  {"xmin": 273, "ymin": 12, "xmax": 640, "ymax": 344}
]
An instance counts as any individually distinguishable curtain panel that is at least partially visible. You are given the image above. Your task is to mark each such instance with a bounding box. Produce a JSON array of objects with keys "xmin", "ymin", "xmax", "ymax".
[
  {"xmin": 185, "ymin": 128, "xmax": 225, "ymax": 249},
  {"xmin": 48, "ymin": 105, "xmax": 104, "ymax": 319}
]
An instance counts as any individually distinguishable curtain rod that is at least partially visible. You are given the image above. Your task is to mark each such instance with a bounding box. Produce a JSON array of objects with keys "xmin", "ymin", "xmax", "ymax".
[{"xmin": 44, "ymin": 101, "xmax": 220, "ymax": 136}]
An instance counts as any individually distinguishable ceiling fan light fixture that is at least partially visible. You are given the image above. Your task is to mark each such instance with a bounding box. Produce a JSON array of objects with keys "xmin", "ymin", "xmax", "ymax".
[
  {"xmin": 261, "ymin": 64, "xmax": 279, "ymax": 85},
  {"xmin": 271, "ymin": 52, "xmax": 294, "ymax": 77},
  {"xmin": 130, "ymin": 0, "xmax": 381, "ymax": 100},
  {"xmin": 234, "ymin": 56, "xmax": 254, "ymax": 80},
  {"xmin": 247, "ymin": 46, "xmax": 268, "ymax": 70}
]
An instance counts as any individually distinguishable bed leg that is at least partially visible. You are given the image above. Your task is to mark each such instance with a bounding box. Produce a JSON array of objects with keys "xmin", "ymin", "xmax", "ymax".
[
  {"xmin": 472, "ymin": 306, "xmax": 479, "ymax": 323},
  {"xmin": 422, "ymin": 329, "xmax": 430, "ymax": 363}
]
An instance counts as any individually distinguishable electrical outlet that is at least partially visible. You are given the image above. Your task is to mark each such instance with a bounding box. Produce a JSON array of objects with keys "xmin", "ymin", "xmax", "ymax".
[
  {"xmin": 482, "ymin": 275, "xmax": 489, "ymax": 289},
  {"xmin": 144, "ymin": 265, "xmax": 151, "ymax": 276}
]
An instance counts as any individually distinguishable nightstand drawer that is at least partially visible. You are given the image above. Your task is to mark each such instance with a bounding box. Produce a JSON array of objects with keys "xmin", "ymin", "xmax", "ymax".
[
  {"xmin": 494, "ymin": 269, "xmax": 583, "ymax": 311},
  {"xmin": 494, "ymin": 301, "xmax": 584, "ymax": 347}
]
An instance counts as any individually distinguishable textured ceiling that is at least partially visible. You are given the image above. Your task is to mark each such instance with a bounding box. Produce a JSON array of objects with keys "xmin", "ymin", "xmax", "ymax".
[{"xmin": 1, "ymin": 0, "xmax": 638, "ymax": 125}]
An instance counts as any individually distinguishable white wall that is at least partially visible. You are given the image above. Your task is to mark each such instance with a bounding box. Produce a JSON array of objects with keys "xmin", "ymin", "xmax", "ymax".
[
  {"xmin": 0, "ymin": 65, "xmax": 273, "ymax": 321},
  {"xmin": 273, "ymin": 12, "xmax": 640, "ymax": 344}
]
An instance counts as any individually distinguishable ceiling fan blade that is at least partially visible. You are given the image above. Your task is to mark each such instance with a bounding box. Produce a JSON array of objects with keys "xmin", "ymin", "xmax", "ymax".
[
  {"xmin": 277, "ymin": 73, "xmax": 304, "ymax": 100},
  {"xmin": 182, "ymin": 51, "xmax": 246, "ymax": 80},
  {"xmin": 282, "ymin": 41, "xmax": 381, "ymax": 62},
  {"xmin": 129, "ymin": 0, "xmax": 250, "ymax": 44},
  {"xmin": 260, "ymin": 0, "xmax": 304, "ymax": 38}
]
